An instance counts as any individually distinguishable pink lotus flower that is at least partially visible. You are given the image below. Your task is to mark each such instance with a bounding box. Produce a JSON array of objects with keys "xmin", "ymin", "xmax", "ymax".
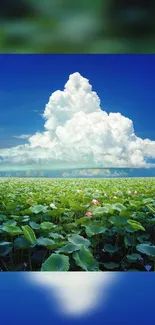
[
  {"xmin": 85, "ymin": 212, "xmax": 93, "ymax": 217},
  {"xmin": 92, "ymin": 199, "xmax": 99, "ymax": 205}
]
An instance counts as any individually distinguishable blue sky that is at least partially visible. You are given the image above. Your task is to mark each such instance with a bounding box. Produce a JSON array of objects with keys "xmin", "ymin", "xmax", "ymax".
[
  {"xmin": 0, "ymin": 54, "xmax": 155, "ymax": 148},
  {"xmin": 0, "ymin": 54, "xmax": 155, "ymax": 170},
  {"xmin": 0, "ymin": 272, "xmax": 155, "ymax": 325}
]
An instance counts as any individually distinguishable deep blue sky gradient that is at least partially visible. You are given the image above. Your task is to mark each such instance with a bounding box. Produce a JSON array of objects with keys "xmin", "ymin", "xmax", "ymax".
[
  {"xmin": 0, "ymin": 272, "xmax": 155, "ymax": 325},
  {"xmin": 0, "ymin": 54, "xmax": 155, "ymax": 149}
]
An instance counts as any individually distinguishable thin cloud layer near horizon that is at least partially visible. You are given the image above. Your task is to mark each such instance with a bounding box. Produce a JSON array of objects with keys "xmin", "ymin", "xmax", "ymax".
[{"xmin": 0, "ymin": 72, "xmax": 155, "ymax": 170}]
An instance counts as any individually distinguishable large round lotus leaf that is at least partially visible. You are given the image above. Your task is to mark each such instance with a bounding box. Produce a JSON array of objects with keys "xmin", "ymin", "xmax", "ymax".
[
  {"xmin": 68, "ymin": 234, "xmax": 91, "ymax": 247},
  {"xmin": 41, "ymin": 253, "xmax": 70, "ymax": 271},
  {"xmin": 73, "ymin": 245, "xmax": 99, "ymax": 271},
  {"xmin": 136, "ymin": 244, "xmax": 155, "ymax": 256}
]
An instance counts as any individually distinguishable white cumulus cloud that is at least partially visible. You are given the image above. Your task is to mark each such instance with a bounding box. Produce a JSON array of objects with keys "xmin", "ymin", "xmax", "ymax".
[
  {"xmin": 13, "ymin": 134, "xmax": 31, "ymax": 139},
  {"xmin": 26, "ymin": 272, "xmax": 117, "ymax": 317},
  {"xmin": 0, "ymin": 72, "xmax": 155, "ymax": 168}
]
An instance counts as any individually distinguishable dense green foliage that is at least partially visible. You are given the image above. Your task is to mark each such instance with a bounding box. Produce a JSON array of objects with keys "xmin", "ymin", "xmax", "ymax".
[
  {"xmin": 1, "ymin": 0, "xmax": 155, "ymax": 53},
  {"xmin": 0, "ymin": 177, "xmax": 155, "ymax": 271}
]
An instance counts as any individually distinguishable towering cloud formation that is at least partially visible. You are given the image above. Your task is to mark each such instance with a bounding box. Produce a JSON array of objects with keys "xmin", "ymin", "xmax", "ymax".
[
  {"xmin": 0, "ymin": 72, "xmax": 155, "ymax": 168},
  {"xmin": 27, "ymin": 272, "xmax": 117, "ymax": 317}
]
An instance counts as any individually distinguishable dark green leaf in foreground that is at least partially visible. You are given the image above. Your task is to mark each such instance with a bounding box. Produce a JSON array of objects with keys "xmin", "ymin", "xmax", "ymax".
[
  {"xmin": 46, "ymin": 242, "xmax": 65, "ymax": 251},
  {"xmin": 21, "ymin": 215, "xmax": 30, "ymax": 223},
  {"xmin": 127, "ymin": 219, "xmax": 145, "ymax": 231},
  {"xmin": 103, "ymin": 262, "xmax": 120, "ymax": 269},
  {"xmin": 124, "ymin": 234, "xmax": 137, "ymax": 247},
  {"xmin": 143, "ymin": 198, "xmax": 154, "ymax": 204},
  {"xmin": 2, "ymin": 225, "xmax": 23, "ymax": 236},
  {"xmin": 29, "ymin": 221, "xmax": 40, "ymax": 229},
  {"xmin": 10, "ymin": 215, "xmax": 21, "ymax": 220},
  {"xmin": 92, "ymin": 206, "xmax": 109, "ymax": 215},
  {"xmin": 125, "ymin": 225, "xmax": 136, "ymax": 233},
  {"xmin": 73, "ymin": 245, "xmax": 99, "ymax": 271},
  {"xmin": 41, "ymin": 254, "xmax": 70, "ymax": 271},
  {"xmin": 14, "ymin": 236, "xmax": 34, "ymax": 249},
  {"xmin": 126, "ymin": 253, "xmax": 141, "ymax": 262},
  {"xmin": 85, "ymin": 225, "xmax": 107, "ymax": 237},
  {"xmin": 3, "ymin": 220, "xmax": 17, "ymax": 226},
  {"xmin": 21, "ymin": 225, "xmax": 37, "ymax": 244},
  {"xmin": 0, "ymin": 215, "xmax": 6, "ymax": 221},
  {"xmin": 104, "ymin": 244, "xmax": 119, "ymax": 253},
  {"xmin": 112, "ymin": 203, "xmax": 126, "ymax": 212},
  {"xmin": 109, "ymin": 215, "xmax": 127, "ymax": 227},
  {"xmin": 56, "ymin": 243, "xmax": 80, "ymax": 254},
  {"xmin": 146, "ymin": 205, "xmax": 155, "ymax": 214},
  {"xmin": 68, "ymin": 234, "xmax": 91, "ymax": 248},
  {"xmin": 136, "ymin": 244, "xmax": 155, "ymax": 256},
  {"xmin": 76, "ymin": 216, "xmax": 92, "ymax": 225},
  {"xmin": 137, "ymin": 234, "xmax": 150, "ymax": 243},
  {"xmin": 37, "ymin": 237, "xmax": 55, "ymax": 246},
  {"xmin": 40, "ymin": 222, "xmax": 54, "ymax": 230},
  {"xmin": 49, "ymin": 232, "xmax": 64, "ymax": 239},
  {"xmin": 0, "ymin": 242, "xmax": 12, "ymax": 256},
  {"xmin": 31, "ymin": 205, "xmax": 48, "ymax": 214}
]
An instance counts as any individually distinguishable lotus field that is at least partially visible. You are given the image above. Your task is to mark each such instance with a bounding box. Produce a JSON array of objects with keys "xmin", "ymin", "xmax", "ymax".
[{"xmin": 0, "ymin": 177, "xmax": 155, "ymax": 271}]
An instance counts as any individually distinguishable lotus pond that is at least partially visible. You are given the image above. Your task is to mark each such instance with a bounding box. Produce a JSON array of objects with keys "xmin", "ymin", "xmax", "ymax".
[{"xmin": 0, "ymin": 177, "xmax": 155, "ymax": 271}]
